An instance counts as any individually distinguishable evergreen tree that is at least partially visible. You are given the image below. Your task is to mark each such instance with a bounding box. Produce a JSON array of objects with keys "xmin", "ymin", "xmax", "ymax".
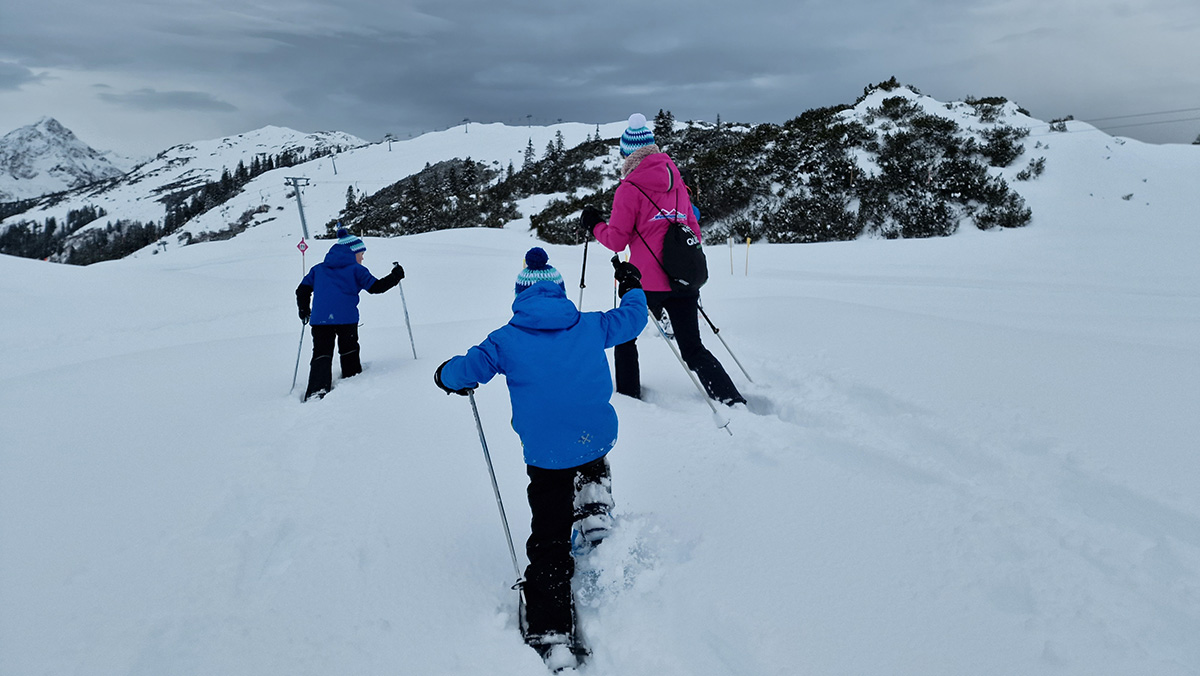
[
  {"xmin": 523, "ymin": 139, "xmax": 536, "ymax": 168},
  {"xmin": 653, "ymin": 109, "xmax": 677, "ymax": 148}
]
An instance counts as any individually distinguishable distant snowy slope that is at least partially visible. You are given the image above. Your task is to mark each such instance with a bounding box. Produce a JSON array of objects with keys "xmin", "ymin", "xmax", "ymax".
[
  {"xmin": 0, "ymin": 125, "xmax": 367, "ymax": 236},
  {"xmin": 169, "ymin": 121, "xmax": 625, "ymax": 245},
  {"xmin": 0, "ymin": 117, "xmax": 126, "ymax": 202},
  {"xmin": 0, "ymin": 121, "xmax": 621, "ymax": 258}
]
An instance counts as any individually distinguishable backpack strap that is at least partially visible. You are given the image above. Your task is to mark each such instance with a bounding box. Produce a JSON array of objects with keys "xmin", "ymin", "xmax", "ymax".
[{"xmin": 622, "ymin": 177, "xmax": 684, "ymax": 278}]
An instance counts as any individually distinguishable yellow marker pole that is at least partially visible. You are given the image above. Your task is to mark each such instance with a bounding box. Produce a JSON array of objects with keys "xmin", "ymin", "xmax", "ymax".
[{"xmin": 745, "ymin": 237, "xmax": 751, "ymax": 276}]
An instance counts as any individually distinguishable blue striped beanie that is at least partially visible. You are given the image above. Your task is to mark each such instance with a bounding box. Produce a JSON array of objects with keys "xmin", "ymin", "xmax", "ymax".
[
  {"xmin": 619, "ymin": 113, "xmax": 656, "ymax": 157},
  {"xmin": 336, "ymin": 226, "xmax": 366, "ymax": 253},
  {"xmin": 515, "ymin": 247, "xmax": 565, "ymax": 296}
]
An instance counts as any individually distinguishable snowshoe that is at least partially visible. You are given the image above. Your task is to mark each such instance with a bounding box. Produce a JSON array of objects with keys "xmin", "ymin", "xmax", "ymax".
[
  {"xmin": 531, "ymin": 638, "xmax": 584, "ymax": 674},
  {"xmin": 657, "ymin": 312, "xmax": 674, "ymax": 340},
  {"xmin": 575, "ymin": 512, "xmax": 613, "ymax": 547},
  {"xmin": 520, "ymin": 595, "xmax": 591, "ymax": 672},
  {"xmin": 570, "ymin": 527, "xmax": 596, "ymax": 557},
  {"xmin": 572, "ymin": 464, "xmax": 614, "ymax": 552}
]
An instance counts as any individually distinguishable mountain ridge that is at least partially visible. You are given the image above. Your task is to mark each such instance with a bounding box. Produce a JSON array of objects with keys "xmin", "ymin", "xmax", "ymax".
[
  {"xmin": 3, "ymin": 81, "xmax": 1198, "ymax": 267},
  {"xmin": 0, "ymin": 117, "xmax": 127, "ymax": 202}
]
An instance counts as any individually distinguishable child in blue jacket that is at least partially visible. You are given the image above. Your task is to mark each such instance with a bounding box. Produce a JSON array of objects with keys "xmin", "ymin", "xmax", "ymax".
[
  {"xmin": 434, "ymin": 247, "xmax": 646, "ymax": 671},
  {"xmin": 296, "ymin": 228, "xmax": 404, "ymax": 401}
]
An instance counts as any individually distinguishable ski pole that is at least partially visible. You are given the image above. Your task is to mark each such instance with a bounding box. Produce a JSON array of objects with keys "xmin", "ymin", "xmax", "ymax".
[
  {"xmin": 697, "ymin": 301, "xmax": 753, "ymax": 383},
  {"xmin": 289, "ymin": 322, "xmax": 306, "ymax": 394},
  {"xmin": 613, "ymin": 252, "xmax": 623, "ymax": 309},
  {"xmin": 468, "ymin": 391, "xmax": 525, "ymax": 588},
  {"xmin": 394, "ymin": 262, "xmax": 417, "ymax": 359},
  {"xmin": 649, "ymin": 311, "xmax": 732, "ymax": 435},
  {"xmin": 578, "ymin": 239, "xmax": 590, "ymax": 309}
]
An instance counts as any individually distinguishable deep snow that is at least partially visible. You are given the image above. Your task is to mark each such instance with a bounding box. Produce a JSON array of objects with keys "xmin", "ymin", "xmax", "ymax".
[{"xmin": 2, "ymin": 124, "xmax": 1199, "ymax": 676}]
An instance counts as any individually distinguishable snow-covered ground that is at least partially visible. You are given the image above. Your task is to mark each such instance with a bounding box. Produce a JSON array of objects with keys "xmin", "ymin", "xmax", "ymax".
[{"xmin": 2, "ymin": 128, "xmax": 1199, "ymax": 675}]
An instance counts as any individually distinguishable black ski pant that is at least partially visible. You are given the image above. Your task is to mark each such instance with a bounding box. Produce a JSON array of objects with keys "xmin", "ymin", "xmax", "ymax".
[
  {"xmin": 614, "ymin": 291, "xmax": 745, "ymax": 405},
  {"xmin": 523, "ymin": 455, "xmax": 611, "ymax": 642},
  {"xmin": 304, "ymin": 323, "xmax": 361, "ymax": 400}
]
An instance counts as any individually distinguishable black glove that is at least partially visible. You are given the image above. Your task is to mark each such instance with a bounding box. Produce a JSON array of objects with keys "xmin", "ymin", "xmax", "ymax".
[
  {"xmin": 388, "ymin": 262, "xmax": 405, "ymax": 281},
  {"xmin": 434, "ymin": 359, "xmax": 475, "ymax": 396},
  {"xmin": 579, "ymin": 206, "xmax": 604, "ymax": 233},
  {"xmin": 296, "ymin": 283, "xmax": 313, "ymax": 324},
  {"xmin": 611, "ymin": 256, "xmax": 642, "ymax": 297}
]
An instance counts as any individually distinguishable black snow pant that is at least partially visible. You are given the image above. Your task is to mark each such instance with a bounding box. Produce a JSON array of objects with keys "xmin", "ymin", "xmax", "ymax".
[
  {"xmin": 522, "ymin": 455, "xmax": 612, "ymax": 643},
  {"xmin": 304, "ymin": 323, "xmax": 362, "ymax": 401},
  {"xmin": 614, "ymin": 290, "xmax": 745, "ymax": 405}
]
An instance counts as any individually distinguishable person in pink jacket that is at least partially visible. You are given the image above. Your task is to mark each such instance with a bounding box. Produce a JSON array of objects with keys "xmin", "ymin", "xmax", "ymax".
[{"xmin": 580, "ymin": 113, "xmax": 745, "ymax": 406}]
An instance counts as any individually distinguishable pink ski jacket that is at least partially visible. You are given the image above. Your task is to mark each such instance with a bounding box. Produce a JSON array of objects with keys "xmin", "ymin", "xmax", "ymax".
[{"xmin": 592, "ymin": 152, "xmax": 701, "ymax": 293}]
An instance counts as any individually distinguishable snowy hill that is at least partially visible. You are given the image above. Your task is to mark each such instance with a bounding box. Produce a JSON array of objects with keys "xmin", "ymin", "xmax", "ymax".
[
  {"xmin": 1, "ymin": 113, "xmax": 1199, "ymax": 675},
  {"xmin": 161, "ymin": 120, "xmax": 624, "ymax": 245},
  {"xmin": 2, "ymin": 124, "xmax": 367, "ymax": 230},
  {"xmin": 0, "ymin": 117, "xmax": 127, "ymax": 202},
  {"xmin": 0, "ymin": 121, "xmax": 617, "ymax": 263},
  {"xmin": 0, "ymin": 84, "xmax": 1169, "ymax": 268}
]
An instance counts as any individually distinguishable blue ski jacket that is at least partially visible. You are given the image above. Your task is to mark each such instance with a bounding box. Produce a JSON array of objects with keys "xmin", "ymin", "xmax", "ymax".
[
  {"xmin": 439, "ymin": 281, "xmax": 648, "ymax": 469},
  {"xmin": 300, "ymin": 243, "xmax": 379, "ymax": 325}
]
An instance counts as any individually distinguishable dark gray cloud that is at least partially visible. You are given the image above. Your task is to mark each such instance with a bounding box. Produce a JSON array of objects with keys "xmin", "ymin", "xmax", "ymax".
[
  {"xmin": 96, "ymin": 88, "xmax": 238, "ymax": 113},
  {"xmin": 2, "ymin": 0, "xmax": 1199, "ymax": 153},
  {"xmin": 0, "ymin": 61, "xmax": 45, "ymax": 90}
]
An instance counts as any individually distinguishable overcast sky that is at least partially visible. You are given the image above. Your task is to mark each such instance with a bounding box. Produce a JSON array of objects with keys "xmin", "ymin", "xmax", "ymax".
[{"xmin": 2, "ymin": 0, "xmax": 1198, "ymax": 158}]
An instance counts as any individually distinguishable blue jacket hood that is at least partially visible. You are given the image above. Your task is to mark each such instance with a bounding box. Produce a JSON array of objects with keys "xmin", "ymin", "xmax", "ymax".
[
  {"xmin": 323, "ymin": 243, "xmax": 358, "ymax": 268},
  {"xmin": 511, "ymin": 281, "xmax": 579, "ymax": 330}
]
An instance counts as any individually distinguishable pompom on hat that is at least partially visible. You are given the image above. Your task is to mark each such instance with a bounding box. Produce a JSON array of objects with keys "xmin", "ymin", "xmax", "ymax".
[
  {"xmin": 514, "ymin": 247, "xmax": 566, "ymax": 296},
  {"xmin": 619, "ymin": 113, "xmax": 656, "ymax": 158},
  {"xmin": 336, "ymin": 226, "xmax": 366, "ymax": 254}
]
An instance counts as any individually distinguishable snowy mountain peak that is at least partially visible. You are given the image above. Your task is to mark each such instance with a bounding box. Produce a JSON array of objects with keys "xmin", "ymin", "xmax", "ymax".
[
  {"xmin": 32, "ymin": 116, "xmax": 67, "ymax": 134},
  {"xmin": 153, "ymin": 125, "xmax": 367, "ymax": 163},
  {"xmin": 0, "ymin": 117, "xmax": 127, "ymax": 202}
]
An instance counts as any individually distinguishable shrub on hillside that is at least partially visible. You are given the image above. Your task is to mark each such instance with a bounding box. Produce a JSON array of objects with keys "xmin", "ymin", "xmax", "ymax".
[{"xmin": 980, "ymin": 125, "xmax": 1030, "ymax": 167}]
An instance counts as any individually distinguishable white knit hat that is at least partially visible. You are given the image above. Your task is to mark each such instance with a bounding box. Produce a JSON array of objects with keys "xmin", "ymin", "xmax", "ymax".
[{"xmin": 619, "ymin": 113, "xmax": 656, "ymax": 157}]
